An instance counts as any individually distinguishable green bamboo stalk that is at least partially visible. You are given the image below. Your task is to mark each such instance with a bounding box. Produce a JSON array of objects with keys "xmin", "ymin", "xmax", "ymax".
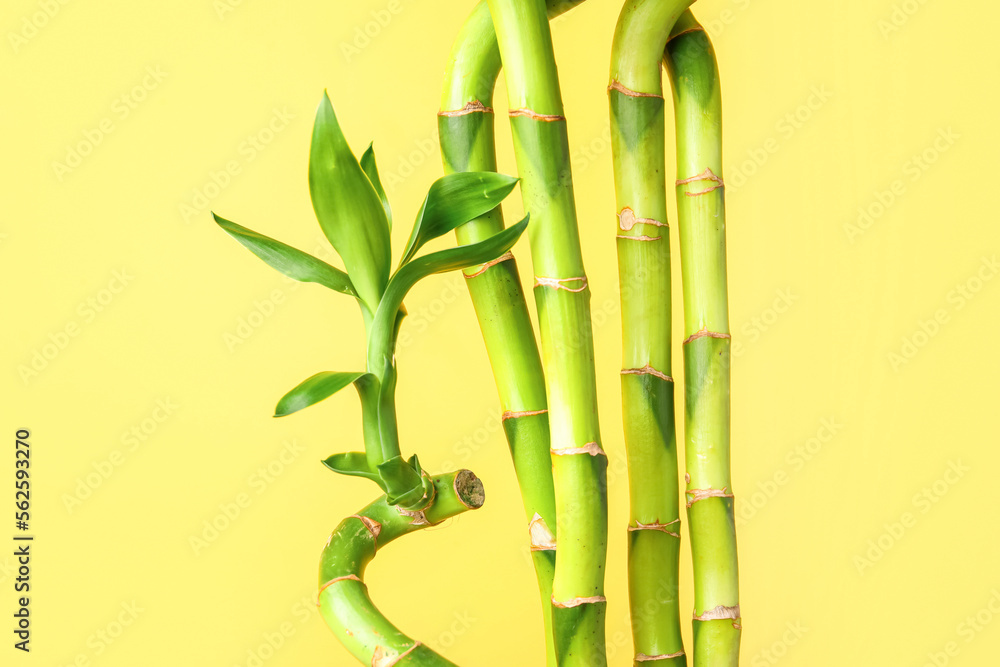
[
  {"xmin": 318, "ymin": 470, "xmax": 486, "ymax": 666},
  {"xmin": 664, "ymin": 12, "xmax": 741, "ymax": 666},
  {"xmin": 483, "ymin": 0, "xmax": 608, "ymax": 663},
  {"xmin": 608, "ymin": 1, "xmax": 693, "ymax": 664},
  {"xmin": 437, "ymin": 2, "xmax": 583, "ymax": 665}
]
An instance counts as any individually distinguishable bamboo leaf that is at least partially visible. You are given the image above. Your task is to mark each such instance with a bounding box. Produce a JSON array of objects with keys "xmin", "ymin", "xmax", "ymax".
[
  {"xmin": 368, "ymin": 215, "xmax": 529, "ymax": 369},
  {"xmin": 322, "ymin": 452, "xmax": 386, "ymax": 491},
  {"xmin": 274, "ymin": 371, "xmax": 370, "ymax": 417},
  {"xmin": 309, "ymin": 92, "xmax": 391, "ymax": 311},
  {"xmin": 398, "ymin": 172, "xmax": 519, "ymax": 266},
  {"xmin": 377, "ymin": 455, "xmax": 426, "ymax": 507},
  {"xmin": 360, "ymin": 143, "xmax": 392, "ymax": 231},
  {"xmin": 213, "ymin": 214, "xmax": 356, "ymax": 296}
]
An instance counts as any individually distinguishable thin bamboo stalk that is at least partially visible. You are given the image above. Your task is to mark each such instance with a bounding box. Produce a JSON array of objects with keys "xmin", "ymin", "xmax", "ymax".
[
  {"xmin": 664, "ymin": 12, "xmax": 741, "ymax": 666},
  {"xmin": 483, "ymin": 0, "xmax": 608, "ymax": 663}
]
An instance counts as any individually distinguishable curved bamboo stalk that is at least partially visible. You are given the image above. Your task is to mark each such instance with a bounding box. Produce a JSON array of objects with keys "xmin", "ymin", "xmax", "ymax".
[
  {"xmin": 318, "ymin": 470, "xmax": 485, "ymax": 666},
  {"xmin": 608, "ymin": 1, "xmax": 694, "ymax": 664},
  {"xmin": 664, "ymin": 12, "xmax": 742, "ymax": 666}
]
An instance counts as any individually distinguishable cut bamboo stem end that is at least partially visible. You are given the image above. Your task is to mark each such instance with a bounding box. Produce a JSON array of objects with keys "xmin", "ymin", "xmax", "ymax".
[
  {"xmin": 552, "ymin": 595, "xmax": 608, "ymax": 608},
  {"xmin": 618, "ymin": 207, "xmax": 668, "ymax": 231},
  {"xmin": 318, "ymin": 574, "xmax": 365, "ymax": 596},
  {"xmin": 621, "ymin": 365, "xmax": 674, "ymax": 382},
  {"xmin": 685, "ymin": 487, "xmax": 734, "ymax": 508},
  {"xmin": 372, "ymin": 641, "xmax": 422, "ymax": 667},
  {"xmin": 693, "ymin": 604, "xmax": 741, "ymax": 621},
  {"xmin": 438, "ymin": 100, "xmax": 494, "ymax": 116},
  {"xmin": 607, "ymin": 80, "xmax": 663, "ymax": 99},
  {"xmin": 501, "ymin": 408, "xmax": 549, "ymax": 421},
  {"xmin": 530, "ymin": 512, "xmax": 557, "ymax": 551},
  {"xmin": 628, "ymin": 520, "xmax": 680, "ymax": 538},
  {"xmin": 454, "ymin": 469, "xmax": 486, "ymax": 509},
  {"xmin": 551, "ymin": 442, "xmax": 607, "ymax": 457},
  {"xmin": 682, "ymin": 327, "xmax": 731, "ymax": 345},
  {"xmin": 508, "ymin": 108, "xmax": 566, "ymax": 122},
  {"xmin": 635, "ymin": 651, "xmax": 686, "ymax": 662},
  {"xmin": 464, "ymin": 251, "xmax": 515, "ymax": 278},
  {"xmin": 534, "ymin": 275, "xmax": 589, "ymax": 292}
]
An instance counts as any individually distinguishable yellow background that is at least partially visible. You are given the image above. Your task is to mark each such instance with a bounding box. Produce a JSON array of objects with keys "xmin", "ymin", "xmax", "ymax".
[{"xmin": 4, "ymin": 0, "xmax": 998, "ymax": 664}]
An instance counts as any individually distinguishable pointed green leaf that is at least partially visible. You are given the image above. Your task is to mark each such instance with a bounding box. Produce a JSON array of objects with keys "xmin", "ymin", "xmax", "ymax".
[
  {"xmin": 367, "ymin": 215, "xmax": 529, "ymax": 371},
  {"xmin": 360, "ymin": 143, "xmax": 392, "ymax": 231},
  {"xmin": 274, "ymin": 371, "xmax": 370, "ymax": 417},
  {"xmin": 377, "ymin": 455, "xmax": 425, "ymax": 507},
  {"xmin": 213, "ymin": 214, "xmax": 356, "ymax": 296},
  {"xmin": 322, "ymin": 452, "xmax": 386, "ymax": 491},
  {"xmin": 309, "ymin": 92, "xmax": 391, "ymax": 311},
  {"xmin": 399, "ymin": 172, "xmax": 519, "ymax": 266},
  {"xmin": 408, "ymin": 453, "xmax": 422, "ymax": 477}
]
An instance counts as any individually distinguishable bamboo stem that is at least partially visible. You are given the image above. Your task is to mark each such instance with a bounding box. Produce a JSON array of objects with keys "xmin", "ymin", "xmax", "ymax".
[
  {"xmin": 318, "ymin": 470, "xmax": 486, "ymax": 666},
  {"xmin": 437, "ymin": 2, "xmax": 583, "ymax": 664},
  {"xmin": 664, "ymin": 12, "xmax": 741, "ymax": 666},
  {"xmin": 608, "ymin": 1, "xmax": 693, "ymax": 664},
  {"xmin": 483, "ymin": 0, "xmax": 608, "ymax": 663}
]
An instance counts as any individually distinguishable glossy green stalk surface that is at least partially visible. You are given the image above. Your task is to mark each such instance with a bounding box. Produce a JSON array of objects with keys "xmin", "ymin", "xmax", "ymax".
[
  {"xmin": 484, "ymin": 0, "xmax": 608, "ymax": 663},
  {"xmin": 437, "ymin": 2, "xmax": 583, "ymax": 664},
  {"xmin": 665, "ymin": 12, "xmax": 741, "ymax": 666},
  {"xmin": 608, "ymin": 1, "xmax": 693, "ymax": 664},
  {"xmin": 318, "ymin": 470, "xmax": 485, "ymax": 666}
]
